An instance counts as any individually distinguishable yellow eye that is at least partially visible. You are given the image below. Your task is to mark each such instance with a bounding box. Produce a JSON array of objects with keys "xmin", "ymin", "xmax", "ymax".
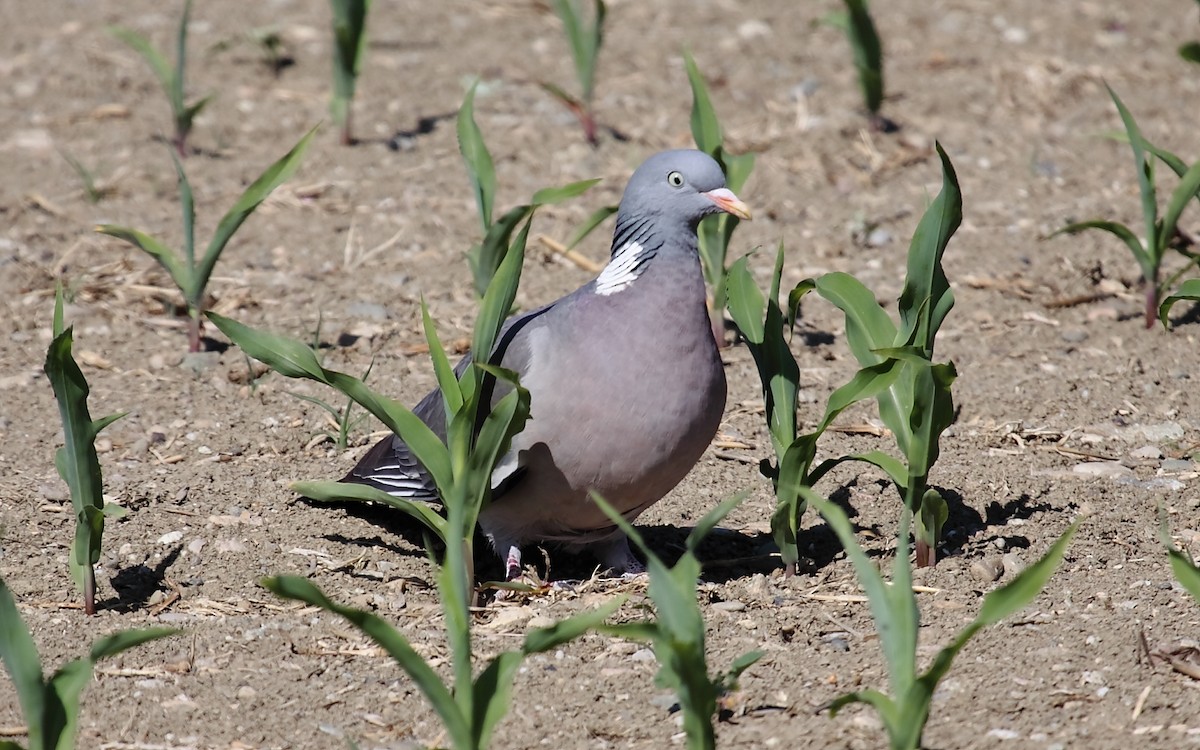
[{"xmin": 667, "ymin": 171, "xmax": 684, "ymax": 187}]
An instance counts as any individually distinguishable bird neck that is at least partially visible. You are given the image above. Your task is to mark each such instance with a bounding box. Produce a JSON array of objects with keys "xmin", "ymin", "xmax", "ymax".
[{"xmin": 594, "ymin": 213, "xmax": 696, "ymax": 297}]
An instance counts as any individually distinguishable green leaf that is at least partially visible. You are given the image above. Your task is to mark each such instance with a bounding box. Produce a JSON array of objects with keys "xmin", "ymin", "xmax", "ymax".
[
  {"xmin": 470, "ymin": 652, "xmax": 523, "ymax": 749},
  {"xmin": 552, "ymin": 0, "xmax": 605, "ymax": 102},
  {"xmin": 1161, "ymin": 158, "xmax": 1200, "ymax": 252},
  {"xmin": 1051, "ymin": 220, "xmax": 1152, "ymax": 281},
  {"xmin": 0, "ymin": 581, "xmax": 46, "ymax": 747},
  {"xmin": 263, "ymin": 576, "xmax": 470, "ymax": 747},
  {"xmin": 330, "ymin": 0, "xmax": 371, "ymax": 124},
  {"xmin": 458, "ymin": 80, "xmax": 496, "ymax": 233},
  {"xmin": 843, "ymin": 0, "xmax": 884, "ymax": 114},
  {"xmin": 1180, "ymin": 41, "xmax": 1200, "ymax": 64},
  {"xmin": 198, "ymin": 126, "xmax": 317, "ymax": 295},
  {"xmin": 564, "ymin": 204, "xmax": 618, "ymax": 251},
  {"xmin": 897, "ymin": 143, "xmax": 960, "ymax": 356},
  {"xmin": 1107, "ymin": 85, "xmax": 1160, "ymax": 262},
  {"xmin": 95, "ymin": 225, "xmax": 189, "ymax": 291},
  {"xmin": 1168, "ymin": 547, "xmax": 1200, "ymax": 602},
  {"xmin": 472, "ymin": 214, "xmax": 531, "ymax": 363},
  {"xmin": 207, "ymin": 312, "xmax": 327, "ymax": 380},
  {"xmin": 108, "ymin": 26, "xmax": 175, "ymax": 102},
  {"xmin": 531, "ymin": 178, "xmax": 600, "ymax": 205},
  {"xmin": 44, "ymin": 315, "xmax": 125, "ymax": 611},
  {"xmin": 523, "ymin": 597, "xmax": 623, "ymax": 654},
  {"xmin": 421, "ymin": 298, "xmax": 463, "ymax": 417},
  {"xmin": 291, "ymin": 480, "xmax": 447, "ymax": 541},
  {"xmin": 209, "ymin": 313, "xmax": 454, "ymax": 493},
  {"xmin": 1159, "ymin": 278, "xmax": 1200, "ymax": 328},
  {"xmin": 87, "ymin": 627, "xmax": 180, "ymax": 662},
  {"xmin": 914, "ymin": 489, "xmax": 948, "ymax": 559},
  {"xmin": 684, "ymin": 492, "xmax": 748, "ymax": 556},
  {"xmin": 684, "ymin": 49, "xmax": 722, "ymax": 154},
  {"xmin": 809, "ymin": 491, "xmax": 918, "ymax": 695},
  {"xmin": 470, "ymin": 204, "xmax": 533, "ymax": 298},
  {"xmin": 169, "ymin": 150, "xmax": 197, "ymax": 275}
]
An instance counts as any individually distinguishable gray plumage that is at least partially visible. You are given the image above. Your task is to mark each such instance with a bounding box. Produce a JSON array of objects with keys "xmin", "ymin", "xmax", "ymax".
[{"xmin": 345, "ymin": 149, "xmax": 751, "ymax": 577}]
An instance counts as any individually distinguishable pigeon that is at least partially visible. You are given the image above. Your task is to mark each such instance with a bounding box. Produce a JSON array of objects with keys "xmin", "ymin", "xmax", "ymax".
[{"xmin": 345, "ymin": 149, "xmax": 751, "ymax": 579}]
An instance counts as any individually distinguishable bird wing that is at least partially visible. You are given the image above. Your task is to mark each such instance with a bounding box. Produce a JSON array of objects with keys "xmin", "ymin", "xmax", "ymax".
[{"xmin": 342, "ymin": 301, "xmax": 555, "ymax": 502}]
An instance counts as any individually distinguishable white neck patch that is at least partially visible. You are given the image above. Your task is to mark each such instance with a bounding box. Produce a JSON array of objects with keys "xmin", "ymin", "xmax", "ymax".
[{"xmin": 594, "ymin": 241, "xmax": 654, "ymax": 296}]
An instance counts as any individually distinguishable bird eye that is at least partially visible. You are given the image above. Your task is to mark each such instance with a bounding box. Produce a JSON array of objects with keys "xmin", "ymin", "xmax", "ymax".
[{"xmin": 667, "ymin": 171, "xmax": 684, "ymax": 188}]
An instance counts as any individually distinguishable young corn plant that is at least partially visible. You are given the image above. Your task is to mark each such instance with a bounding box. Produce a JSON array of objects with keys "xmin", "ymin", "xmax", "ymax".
[
  {"xmin": 792, "ymin": 143, "xmax": 961, "ymax": 568},
  {"xmin": 1160, "ymin": 515, "xmax": 1200, "ymax": 603},
  {"xmin": 284, "ymin": 313, "xmax": 374, "ymax": 453},
  {"xmin": 808, "ymin": 488, "xmax": 1077, "ymax": 750},
  {"xmin": 824, "ymin": 0, "xmax": 887, "ymax": 130},
  {"xmin": 1182, "ymin": 0, "xmax": 1200, "ymax": 65},
  {"xmin": 329, "ymin": 0, "xmax": 370, "ymax": 145},
  {"xmin": 1159, "ymin": 278, "xmax": 1200, "ymax": 328},
  {"xmin": 44, "ymin": 288, "xmax": 127, "ymax": 616},
  {"xmin": 595, "ymin": 494, "xmax": 762, "ymax": 750},
  {"xmin": 263, "ymin": 574, "xmax": 617, "ymax": 750},
  {"xmin": 544, "ymin": 0, "xmax": 606, "ymax": 145},
  {"xmin": 726, "ymin": 243, "xmax": 910, "ymax": 574},
  {"xmin": 109, "ymin": 0, "xmax": 211, "ymax": 156},
  {"xmin": 1054, "ymin": 85, "xmax": 1200, "ymax": 328},
  {"xmin": 685, "ymin": 51, "xmax": 755, "ymax": 342},
  {"xmin": 0, "ymin": 580, "xmax": 178, "ymax": 750},
  {"xmin": 458, "ymin": 82, "xmax": 608, "ymax": 296},
  {"xmin": 210, "ymin": 199, "xmax": 537, "ymax": 601},
  {"xmin": 97, "ymin": 127, "xmax": 316, "ymax": 352}
]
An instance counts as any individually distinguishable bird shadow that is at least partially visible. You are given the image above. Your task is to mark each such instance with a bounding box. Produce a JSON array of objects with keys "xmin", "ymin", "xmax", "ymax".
[{"xmin": 105, "ymin": 544, "xmax": 183, "ymax": 613}]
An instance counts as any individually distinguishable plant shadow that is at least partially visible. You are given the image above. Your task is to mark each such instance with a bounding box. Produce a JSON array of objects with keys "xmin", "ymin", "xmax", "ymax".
[{"xmin": 106, "ymin": 544, "xmax": 183, "ymax": 613}]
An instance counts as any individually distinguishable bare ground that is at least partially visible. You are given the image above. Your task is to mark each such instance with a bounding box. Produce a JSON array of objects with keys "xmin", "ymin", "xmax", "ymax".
[{"xmin": 2, "ymin": 1, "xmax": 1200, "ymax": 748}]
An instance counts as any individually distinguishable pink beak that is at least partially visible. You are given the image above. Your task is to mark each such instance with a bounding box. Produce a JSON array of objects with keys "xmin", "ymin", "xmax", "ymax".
[{"xmin": 702, "ymin": 187, "xmax": 752, "ymax": 220}]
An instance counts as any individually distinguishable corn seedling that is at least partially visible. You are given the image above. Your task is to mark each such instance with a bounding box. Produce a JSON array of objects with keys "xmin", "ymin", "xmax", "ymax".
[
  {"xmin": 97, "ymin": 127, "xmax": 316, "ymax": 352},
  {"xmin": 809, "ymin": 488, "xmax": 1077, "ymax": 750},
  {"xmin": 210, "ymin": 196, "xmax": 536, "ymax": 601},
  {"xmin": 58, "ymin": 151, "xmax": 113, "ymax": 204},
  {"xmin": 726, "ymin": 243, "xmax": 909, "ymax": 573},
  {"xmin": 1160, "ymin": 515, "xmax": 1200, "ymax": 604},
  {"xmin": 544, "ymin": 0, "xmax": 606, "ymax": 145},
  {"xmin": 282, "ymin": 313, "xmax": 373, "ymax": 453},
  {"xmin": 685, "ymin": 51, "xmax": 755, "ymax": 341},
  {"xmin": 791, "ymin": 144, "xmax": 961, "ymax": 567},
  {"xmin": 595, "ymin": 493, "xmax": 761, "ymax": 750},
  {"xmin": 458, "ymin": 81, "xmax": 608, "ymax": 296},
  {"xmin": 263, "ymin": 574, "xmax": 617, "ymax": 750},
  {"xmin": 0, "ymin": 579, "xmax": 178, "ymax": 750},
  {"xmin": 1054, "ymin": 85, "xmax": 1200, "ymax": 328},
  {"xmin": 44, "ymin": 288, "xmax": 127, "ymax": 616},
  {"xmin": 1182, "ymin": 0, "xmax": 1200, "ymax": 65},
  {"xmin": 109, "ymin": 0, "xmax": 211, "ymax": 156},
  {"xmin": 824, "ymin": 0, "xmax": 887, "ymax": 129},
  {"xmin": 329, "ymin": 0, "xmax": 370, "ymax": 145}
]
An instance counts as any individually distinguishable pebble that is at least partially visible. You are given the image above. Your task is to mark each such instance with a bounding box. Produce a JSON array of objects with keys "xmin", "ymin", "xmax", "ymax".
[
  {"xmin": 1060, "ymin": 328, "xmax": 1088, "ymax": 343},
  {"xmin": 347, "ymin": 300, "xmax": 390, "ymax": 320},
  {"xmin": 712, "ymin": 600, "xmax": 746, "ymax": 612},
  {"xmin": 1072, "ymin": 462, "xmax": 1133, "ymax": 479},
  {"xmin": 157, "ymin": 531, "xmax": 184, "ymax": 545},
  {"xmin": 1131, "ymin": 445, "xmax": 1163, "ymax": 460},
  {"xmin": 970, "ymin": 556, "xmax": 1005, "ymax": 583},
  {"xmin": 1002, "ymin": 552, "xmax": 1025, "ymax": 576},
  {"xmin": 630, "ymin": 648, "xmax": 656, "ymax": 663}
]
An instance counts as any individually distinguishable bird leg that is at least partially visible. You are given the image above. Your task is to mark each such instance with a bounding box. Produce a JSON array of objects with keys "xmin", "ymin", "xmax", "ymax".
[
  {"xmin": 504, "ymin": 544, "xmax": 523, "ymax": 581},
  {"xmin": 596, "ymin": 534, "xmax": 646, "ymax": 576}
]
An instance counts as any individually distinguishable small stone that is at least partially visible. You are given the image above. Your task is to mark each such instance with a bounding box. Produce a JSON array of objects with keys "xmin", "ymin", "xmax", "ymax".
[
  {"xmin": 1163, "ymin": 458, "xmax": 1194, "ymax": 472},
  {"xmin": 712, "ymin": 600, "xmax": 746, "ymax": 612},
  {"xmin": 866, "ymin": 228, "xmax": 892, "ymax": 247},
  {"xmin": 1132, "ymin": 445, "xmax": 1163, "ymax": 460},
  {"xmin": 180, "ymin": 352, "xmax": 221, "ymax": 376},
  {"xmin": 1002, "ymin": 552, "xmax": 1025, "ymax": 576},
  {"xmin": 630, "ymin": 648, "xmax": 656, "ymax": 663},
  {"xmin": 235, "ymin": 685, "xmax": 257, "ymax": 700},
  {"xmin": 187, "ymin": 539, "xmax": 206, "ymax": 554},
  {"xmin": 528, "ymin": 615, "xmax": 556, "ymax": 629},
  {"xmin": 346, "ymin": 301, "xmax": 390, "ymax": 321},
  {"xmin": 157, "ymin": 531, "xmax": 184, "ymax": 545},
  {"xmin": 1060, "ymin": 328, "xmax": 1088, "ymax": 343},
  {"xmin": 1072, "ymin": 462, "xmax": 1133, "ymax": 479},
  {"xmin": 970, "ymin": 556, "xmax": 1005, "ymax": 583}
]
